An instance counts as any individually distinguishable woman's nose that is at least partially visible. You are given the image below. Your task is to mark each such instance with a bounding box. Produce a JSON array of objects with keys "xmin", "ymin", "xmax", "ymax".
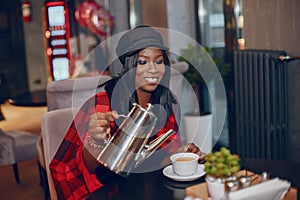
[{"xmin": 147, "ymin": 62, "xmax": 158, "ymax": 73}]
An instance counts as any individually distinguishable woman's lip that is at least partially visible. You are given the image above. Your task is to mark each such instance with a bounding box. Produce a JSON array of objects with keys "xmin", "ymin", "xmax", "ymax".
[{"xmin": 144, "ymin": 77, "xmax": 158, "ymax": 83}]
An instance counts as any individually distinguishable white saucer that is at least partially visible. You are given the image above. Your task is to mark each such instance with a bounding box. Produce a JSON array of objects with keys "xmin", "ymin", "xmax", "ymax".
[{"xmin": 163, "ymin": 164, "xmax": 206, "ymax": 182}]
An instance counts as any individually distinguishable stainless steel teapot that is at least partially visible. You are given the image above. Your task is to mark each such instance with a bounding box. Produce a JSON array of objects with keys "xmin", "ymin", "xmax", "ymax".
[{"xmin": 97, "ymin": 103, "xmax": 175, "ymax": 177}]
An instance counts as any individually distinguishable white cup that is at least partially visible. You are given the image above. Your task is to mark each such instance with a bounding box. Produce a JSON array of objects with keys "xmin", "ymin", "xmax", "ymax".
[{"xmin": 170, "ymin": 152, "xmax": 199, "ymax": 176}]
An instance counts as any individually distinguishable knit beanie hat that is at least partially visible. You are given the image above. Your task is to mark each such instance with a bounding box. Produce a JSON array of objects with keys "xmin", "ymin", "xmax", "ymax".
[{"xmin": 116, "ymin": 25, "xmax": 169, "ymax": 64}]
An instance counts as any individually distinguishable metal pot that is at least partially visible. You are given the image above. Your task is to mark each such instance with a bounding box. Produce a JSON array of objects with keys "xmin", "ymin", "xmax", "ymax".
[{"xmin": 97, "ymin": 103, "xmax": 175, "ymax": 177}]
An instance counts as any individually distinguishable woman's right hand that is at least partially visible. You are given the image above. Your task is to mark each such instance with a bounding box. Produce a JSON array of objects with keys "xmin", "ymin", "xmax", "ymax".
[
  {"xmin": 88, "ymin": 111, "xmax": 119, "ymax": 141},
  {"xmin": 84, "ymin": 111, "xmax": 119, "ymax": 172}
]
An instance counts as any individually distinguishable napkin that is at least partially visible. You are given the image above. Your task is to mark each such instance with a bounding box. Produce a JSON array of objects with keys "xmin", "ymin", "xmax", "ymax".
[{"xmin": 229, "ymin": 177, "xmax": 291, "ymax": 200}]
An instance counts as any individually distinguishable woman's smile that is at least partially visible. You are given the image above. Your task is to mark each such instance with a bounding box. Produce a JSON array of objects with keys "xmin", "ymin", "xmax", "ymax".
[
  {"xmin": 144, "ymin": 77, "xmax": 159, "ymax": 83},
  {"xmin": 135, "ymin": 47, "xmax": 165, "ymax": 93}
]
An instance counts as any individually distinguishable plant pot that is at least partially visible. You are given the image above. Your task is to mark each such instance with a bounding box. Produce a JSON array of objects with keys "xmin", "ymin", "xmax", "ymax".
[
  {"xmin": 205, "ymin": 176, "xmax": 226, "ymax": 200},
  {"xmin": 183, "ymin": 112, "xmax": 213, "ymax": 153}
]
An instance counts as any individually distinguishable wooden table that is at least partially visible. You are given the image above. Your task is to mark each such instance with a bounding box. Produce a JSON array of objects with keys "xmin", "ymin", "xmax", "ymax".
[
  {"xmin": 186, "ymin": 170, "xmax": 297, "ymax": 200},
  {"xmin": 8, "ymin": 90, "xmax": 46, "ymax": 107},
  {"xmin": 88, "ymin": 159, "xmax": 299, "ymax": 200},
  {"xmin": 0, "ymin": 104, "xmax": 4, "ymax": 120}
]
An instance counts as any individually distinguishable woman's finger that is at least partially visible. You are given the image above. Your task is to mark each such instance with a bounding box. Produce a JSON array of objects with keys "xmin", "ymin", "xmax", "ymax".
[
  {"xmin": 88, "ymin": 111, "xmax": 118, "ymax": 141},
  {"xmin": 97, "ymin": 119, "xmax": 110, "ymax": 127},
  {"xmin": 185, "ymin": 143, "xmax": 207, "ymax": 163},
  {"xmin": 96, "ymin": 111, "xmax": 119, "ymax": 121},
  {"xmin": 185, "ymin": 143, "xmax": 198, "ymax": 153},
  {"xmin": 198, "ymin": 152, "xmax": 207, "ymax": 164}
]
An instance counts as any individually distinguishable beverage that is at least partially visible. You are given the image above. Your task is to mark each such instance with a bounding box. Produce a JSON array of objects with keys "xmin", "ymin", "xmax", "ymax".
[{"xmin": 175, "ymin": 157, "xmax": 195, "ymax": 162}]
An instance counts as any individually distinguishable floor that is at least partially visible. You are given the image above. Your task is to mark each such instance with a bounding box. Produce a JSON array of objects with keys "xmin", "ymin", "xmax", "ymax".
[{"xmin": 0, "ymin": 102, "xmax": 47, "ymax": 199}]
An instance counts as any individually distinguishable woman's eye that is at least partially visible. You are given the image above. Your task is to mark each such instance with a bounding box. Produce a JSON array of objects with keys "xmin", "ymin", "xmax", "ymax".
[
  {"xmin": 156, "ymin": 60, "xmax": 163, "ymax": 64},
  {"xmin": 138, "ymin": 60, "xmax": 147, "ymax": 65}
]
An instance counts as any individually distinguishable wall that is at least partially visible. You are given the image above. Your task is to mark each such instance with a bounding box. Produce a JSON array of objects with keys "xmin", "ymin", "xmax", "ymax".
[
  {"xmin": 243, "ymin": 0, "xmax": 300, "ymax": 55},
  {"xmin": 243, "ymin": 0, "xmax": 300, "ymax": 162},
  {"xmin": 166, "ymin": 0, "xmax": 196, "ymax": 55},
  {"xmin": 288, "ymin": 59, "xmax": 300, "ymax": 163},
  {"xmin": 22, "ymin": 0, "xmax": 47, "ymax": 92},
  {"xmin": 141, "ymin": 0, "xmax": 168, "ymax": 28},
  {"xmin": 22, "ymin": 0, "xmax": 130, "ymax": 90},
  {"xmin": 22, "ymin": 0, "xmax": 196, "ymax": 90}
]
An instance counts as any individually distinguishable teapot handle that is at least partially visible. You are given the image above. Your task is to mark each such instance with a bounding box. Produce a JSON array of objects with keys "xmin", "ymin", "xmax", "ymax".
[{"xmin": 118, "ymin": 114, "xmax": 127, "ymax": 118}]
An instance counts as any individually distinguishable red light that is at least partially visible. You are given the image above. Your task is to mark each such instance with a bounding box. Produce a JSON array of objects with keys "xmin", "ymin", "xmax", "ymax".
[
  {"xmin": 45, "ymin": 30, "xmax": 50, "ymax": 38},
  {"xmin": 46, "ymin": 48, "xmax": 52, "ymax": 56}
]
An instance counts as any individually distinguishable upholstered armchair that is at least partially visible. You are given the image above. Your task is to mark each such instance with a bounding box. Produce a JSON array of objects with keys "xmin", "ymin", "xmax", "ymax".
[
  {"xmin": 0, "ymin": 129, "xmax": 38, "ymax": 183},
  {"xmin": 37, "ymin": 75, "xmax": 111, "ymax": 199},
  {"xmin": 46, "ymin": 75, "xmax": 111, "ymax": 111},
  {"xmin": 41, "ymin": 107, "xmax": 76, "ymax": 200},
  {"xmin": 170, "ymin": 61, "xmax": 189, "ymax": 96},
  {"xmin": 169, "ymin": 61, "xmax": 189, "ymax": 142}
]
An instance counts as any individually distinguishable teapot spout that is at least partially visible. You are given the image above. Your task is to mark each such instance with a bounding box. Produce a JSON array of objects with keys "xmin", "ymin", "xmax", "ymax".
[{"xmin": 143, "ymin": 129, "xmax": 176, "ymax": 158}]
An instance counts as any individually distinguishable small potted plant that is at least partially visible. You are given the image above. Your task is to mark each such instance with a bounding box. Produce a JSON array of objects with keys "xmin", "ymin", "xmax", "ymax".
[
  {"xmin": 178, "ymin": 44, "xmax": 231, "ymax": 153},
  {"xmin": 204, "ymin": 147, "xmax": 241, "ymax": 199},
  {"xmin": 178, "ymin": 44, "xmax": 231, "ymax": 114}
]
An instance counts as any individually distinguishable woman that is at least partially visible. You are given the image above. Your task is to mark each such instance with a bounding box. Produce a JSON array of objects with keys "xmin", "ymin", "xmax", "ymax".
[{"xmin": 50, "ymin": 25, "xmax": 206, "ymax": 200}]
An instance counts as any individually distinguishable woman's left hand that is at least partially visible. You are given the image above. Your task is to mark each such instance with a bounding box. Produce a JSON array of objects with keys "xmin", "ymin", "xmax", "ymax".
[{"xmin": 177, "ymin": 143, "xmax": 206, "ymax": 164}]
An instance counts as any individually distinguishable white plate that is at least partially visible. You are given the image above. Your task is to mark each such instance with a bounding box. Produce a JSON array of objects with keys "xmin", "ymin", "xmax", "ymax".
[{"xmin": 163, "ymin": 164, "xmax": 206, "ymax": 182}]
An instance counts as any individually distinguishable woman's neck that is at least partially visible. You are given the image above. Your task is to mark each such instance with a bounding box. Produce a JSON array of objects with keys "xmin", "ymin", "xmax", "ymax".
[{"xmin": 137, "ymin": 90, "xmax": 151, "ymax": 108}]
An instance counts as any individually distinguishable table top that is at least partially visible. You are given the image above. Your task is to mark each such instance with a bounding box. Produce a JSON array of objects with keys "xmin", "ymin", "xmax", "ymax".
[
  {"xmin": 243, "ymin": 158, "xmax": 300, "ymax": 190},
  {"xmin": 8, "ymin": 89, "xmax": 46, "ymax": 107},
  {"xmin": 87, "ymin": 165, "xmax": 205, "ymax": 200},
  {"xmin": 87, "ymin": 158, "xmax": 299, "ymax": 200},
  {"xmin": 186, "ymin": 170, "xmax": 297, "ymax": 200}
]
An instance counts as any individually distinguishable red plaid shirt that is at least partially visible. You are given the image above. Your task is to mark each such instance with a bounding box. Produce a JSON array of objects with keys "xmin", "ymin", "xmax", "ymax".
[{"xmin": 49, "ymin": 92, "xmax": 182, "ymax": 200}]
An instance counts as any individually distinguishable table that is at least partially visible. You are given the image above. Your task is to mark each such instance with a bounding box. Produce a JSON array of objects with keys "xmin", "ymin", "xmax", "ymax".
[
  {"xmin": 8, "ymin": 89, "xmax": 46, "ymax": 107},
  {"xmin": 243, "ymin": 158, "xmax": 300, "ymax": 191},
  {"xmin": 186, "ymin": 170, "xmax": 297, "ymax": 200},
  {"xmin": 87, "ymin": 165, "xmax": 205, "ymax": 200},
  {"xmin": 0, "ymin": 105, "xmax": 4, "ymax": 121},
  {"xmin": 87, "ymin": 158, "xmax": 299, "ymax": 200}
]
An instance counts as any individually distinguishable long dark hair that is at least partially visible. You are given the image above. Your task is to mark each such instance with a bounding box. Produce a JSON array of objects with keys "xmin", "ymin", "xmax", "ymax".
[{"xmin": 98, "ymin": 49, "xmax": 177, "ymax": 120}]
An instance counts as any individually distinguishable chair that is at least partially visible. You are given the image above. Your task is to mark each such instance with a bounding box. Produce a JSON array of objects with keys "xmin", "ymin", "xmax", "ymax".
[
  {"xmin": 0, "ymin": 128, "xmax": 38, "ymax": 183},
  {"xmin": 169, "ymin": 61, "xmax": 189, "ymax": 143},
  {"xmin": 41, "ymin": 107, "xmax": 76, "ymax": 200},
  {"xmin": 46, "ymin": 75, "xmax": 111, "ymax": 111},
  {"xmin": 37, "ymin": 75, "xmax": 111, "ymax": 199},
  {"xmin": 170, "ymin": 61, "xmax": 189, "ymax": 97}
]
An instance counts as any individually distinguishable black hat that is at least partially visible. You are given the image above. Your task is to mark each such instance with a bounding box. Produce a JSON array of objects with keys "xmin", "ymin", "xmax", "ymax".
[{"xmin": 116, "ymin": 25, "xmax": 169, "ymax": 64}]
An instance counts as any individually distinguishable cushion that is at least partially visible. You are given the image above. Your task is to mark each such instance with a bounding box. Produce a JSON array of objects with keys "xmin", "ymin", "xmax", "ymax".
[
  {"xmin": 0, "ymin": 129, "xmax": 15, "ymax": 165},
  {"xmin": 46, "ymin": 75, "xmax": 111, "ymax": 111},
  {"xmin": 0, "ymin": 129, "xmax": 38, "ymax": 165}
]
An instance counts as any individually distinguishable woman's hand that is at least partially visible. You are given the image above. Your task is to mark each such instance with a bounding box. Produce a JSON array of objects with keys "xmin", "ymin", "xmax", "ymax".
[
  {"xmin": 177, "ymin": 143, "xmax": 207, "ymax": 164},
  {"xmin": 88, "ymin": 111, "xmax": 119, "ymax": 141},
  {"xmin": 84, "ymin": 111, "xmax": 119, "ymax": 173}
]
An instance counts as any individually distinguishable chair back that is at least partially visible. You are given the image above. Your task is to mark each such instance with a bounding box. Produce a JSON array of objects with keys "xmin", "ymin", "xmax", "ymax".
[
  {"xmin": 41, "ymin": 107, "xmax": 77, "ymax": 200},
  {"xmin": 42, "ymin": 75, "xmax": 111, "ymax": 199},
  {"xmin": 170, "ymin": 61, "xmax": 189, "ymax": 142},
  {"xmin": 170, "ymin": 61, "xmax": 189, "ymax": 98},
  {"xmin": 46, "ymin": 75, "xmax": 111, "ymax": 111}
]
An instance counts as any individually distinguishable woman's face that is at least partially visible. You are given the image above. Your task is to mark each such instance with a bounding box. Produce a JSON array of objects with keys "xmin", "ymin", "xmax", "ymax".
[{"xmin": 135, "ymin": 47, "xmax": 165, "ymax": 94}]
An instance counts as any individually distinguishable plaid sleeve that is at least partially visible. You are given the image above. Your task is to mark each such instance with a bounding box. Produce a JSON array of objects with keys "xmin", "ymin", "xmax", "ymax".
[{"xmin": 49, "ymin": 92, "xmax": 110, "ymax": 200}]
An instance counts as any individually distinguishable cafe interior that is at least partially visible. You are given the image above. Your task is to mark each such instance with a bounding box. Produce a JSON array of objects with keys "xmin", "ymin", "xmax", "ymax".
[{"xmin": 0, "ymin": 0, "xmax": 299, "ymax": 199}]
